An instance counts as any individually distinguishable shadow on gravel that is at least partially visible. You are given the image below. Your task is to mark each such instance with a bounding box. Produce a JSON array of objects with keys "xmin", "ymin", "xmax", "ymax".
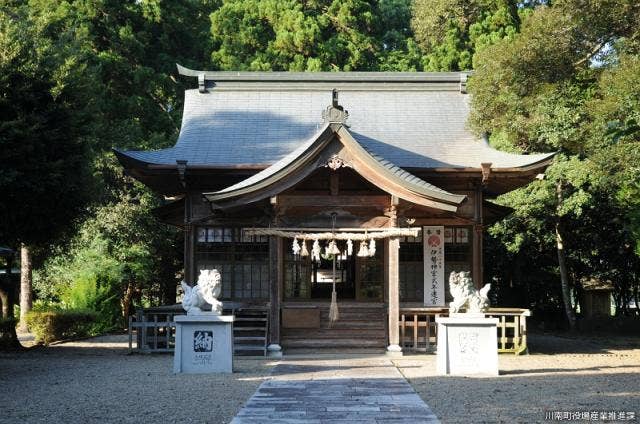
[
  {"xmin": 528, "ymin": 332, "xmax": 640, "ymax": 354},
  {"xmin": 500, "ymin": 364, "xmax": 640, "ymax": 375},
  {"xmin": 409, "ymin": 372, "xmax": 639, "ymax": 423}
]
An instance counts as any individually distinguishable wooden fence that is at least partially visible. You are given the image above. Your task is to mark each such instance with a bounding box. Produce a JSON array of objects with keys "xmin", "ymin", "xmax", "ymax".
[{"xmin": 399, "ymin": 307, "xmax": 530, "ymax": 354}]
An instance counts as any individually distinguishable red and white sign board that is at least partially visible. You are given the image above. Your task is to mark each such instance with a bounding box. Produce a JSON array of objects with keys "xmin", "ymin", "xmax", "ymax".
[{"xmin": 423, "ymin": 226, "xmax": 445, "ymax": 306}]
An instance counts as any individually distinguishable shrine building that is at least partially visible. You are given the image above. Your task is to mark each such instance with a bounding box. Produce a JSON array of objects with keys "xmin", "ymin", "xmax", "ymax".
[{"xmin": 115, "ymin": 66, "xmax": 552, "ymax": 354}]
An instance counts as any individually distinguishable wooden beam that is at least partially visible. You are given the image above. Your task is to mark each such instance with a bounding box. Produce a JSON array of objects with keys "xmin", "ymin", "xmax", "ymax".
[
  {"xmin": 278, "ymin": 194, "xmax": 389, "ymax": 208},
  {"xmin": 411, "ymin": 217, "xmax": 474, "ymax": 226},
  {"xmin": 330, "ymin": 173, "xmax": 339, "ymax": 196}
]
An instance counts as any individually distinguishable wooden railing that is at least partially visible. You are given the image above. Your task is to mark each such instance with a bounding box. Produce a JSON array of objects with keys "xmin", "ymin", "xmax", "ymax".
[
  {"xmin": 399, "ymin": 307, "xmax": 531, "ymax": 355},
  {"xmin": 128, "ymin": 303, "xmax": 269, "ymax": 356},
  {"xmin": 128, "ymin": 305, "xmax": 184, "ymax": 353}
]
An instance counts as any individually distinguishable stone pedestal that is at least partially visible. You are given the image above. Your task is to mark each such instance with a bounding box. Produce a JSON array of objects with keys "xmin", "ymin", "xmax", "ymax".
[
  {"xmin": 173, "ymin": 314, "xmax": 234, "ymax": 374},
  {"xmin": 436, "ymin": 316, "xmax": 499, "ymax": 376}
]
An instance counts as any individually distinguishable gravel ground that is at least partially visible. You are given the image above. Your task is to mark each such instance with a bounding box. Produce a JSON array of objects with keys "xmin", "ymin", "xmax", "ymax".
[
  {"xmin": 0, "ymin": 334, "xmax": 276, "ymax": 424},
  {"xmin": 1, "ymin": 332, "xmax": 638, "ymax": 424},
  {"xmin": 396, "ymin": 332, "xmax": 640, "ymax": 423}
]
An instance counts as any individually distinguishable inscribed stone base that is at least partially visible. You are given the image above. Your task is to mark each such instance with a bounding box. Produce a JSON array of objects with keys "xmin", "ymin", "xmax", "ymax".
[
  {"xmin": 436, "ymin": 316, "xmax": 498, "ymax": 376},
  {"xmin": 173, "ymin": 314, "xmax": 234, "ymax": 374}
]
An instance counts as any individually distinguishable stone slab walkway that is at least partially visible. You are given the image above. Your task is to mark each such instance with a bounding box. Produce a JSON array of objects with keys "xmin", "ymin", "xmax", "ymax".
[{"xmin": 231, "ymin": 356, "xmax": 439, "ymax": 423}]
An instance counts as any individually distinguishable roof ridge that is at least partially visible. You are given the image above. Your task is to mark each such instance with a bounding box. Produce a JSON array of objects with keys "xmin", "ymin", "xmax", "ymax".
[{"xmin": 177, "ymin": 64, "xmax": 472, "ymax": 84}]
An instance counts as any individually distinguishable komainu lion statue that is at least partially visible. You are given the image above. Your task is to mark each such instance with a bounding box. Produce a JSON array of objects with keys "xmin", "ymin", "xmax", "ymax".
[
  {"xmin": 449, "ymin": 271, "xmax": 491, "ymax": 314},
  {"xmin": 181, "ymin": 269, "xmax": 223, "ymax": 315}
]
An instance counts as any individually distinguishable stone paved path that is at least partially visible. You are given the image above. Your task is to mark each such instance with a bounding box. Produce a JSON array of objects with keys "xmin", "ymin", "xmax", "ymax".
[{"xmin": 231, "ymin": 356, "xmax": 440, "ymax": 423}]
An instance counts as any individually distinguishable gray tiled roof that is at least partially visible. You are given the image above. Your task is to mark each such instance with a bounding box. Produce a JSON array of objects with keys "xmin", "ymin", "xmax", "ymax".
[
  {"xmin": 121, "ymin": 75, "xmax": 553, "ymax": 170},
  {"xmin": 212, "ymin": 123, "xmax": 332, "ymax": 194}
]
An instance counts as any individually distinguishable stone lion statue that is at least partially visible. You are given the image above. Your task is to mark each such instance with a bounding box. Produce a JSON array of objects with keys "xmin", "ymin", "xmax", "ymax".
[
  {"xmin": 181, "ymin": 269, "xmax": 223, "ymax": 315},
  {"xmin": 449, "ymin": 271, "xmax": 491, "ymax": 314}
]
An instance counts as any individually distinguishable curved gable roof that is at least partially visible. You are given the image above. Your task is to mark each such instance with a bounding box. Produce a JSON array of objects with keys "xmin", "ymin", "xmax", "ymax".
[{"xmin": 204, "ymin": 123, "xmax": 466, "ymax": 212}]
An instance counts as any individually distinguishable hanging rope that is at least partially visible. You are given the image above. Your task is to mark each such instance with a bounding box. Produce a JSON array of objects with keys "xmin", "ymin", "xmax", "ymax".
[
  {"xmin": 328, "ymin": 214, "xmax": 340, "ymax": 326},
  {"xmin": 243, "ymin": 227, "xmax": 420, "ymax": 240}
]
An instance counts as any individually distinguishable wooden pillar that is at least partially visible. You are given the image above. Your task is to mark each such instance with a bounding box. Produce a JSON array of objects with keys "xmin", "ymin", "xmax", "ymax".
[
  {"xmin": 472, "ymin": 186, "xmax": 484, "ymax": 288},
  {"xmin": 267, "ymin": 200, "xmax": 283, "ymax": 356},
  {"xmin": 183, "ymin": 193, "xmax": 195, "ymax": 284},
  {"xmin": 387, "ymin": 236, "xmax": 402, "ymax": 354},
  {"xmin": 267, "ymin": 235, "xmax": 283, "ymax": 356}
]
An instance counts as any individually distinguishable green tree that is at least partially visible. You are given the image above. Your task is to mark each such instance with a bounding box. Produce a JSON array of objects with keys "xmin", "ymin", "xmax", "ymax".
[
  {"xmin": 0, "ymin": 5, "xmax": 94, "ymax": 333},
  {"xmin": 468, "ymin": 0, "xmax": 640, "ymax": 326},
  {"xmin": 35, "ymin": 181, "xmax": 181, "ymax": 328},
  {"xmin": 411, "ymin": 0, "xmax": 526, "ymax": 71},
  {"xmin": 210, "ymin": 0, "xmax": 422, "ymax": 71},
  {"xmin": 17, "ymin": 0, "xmax": 215, "ymax": 325}
]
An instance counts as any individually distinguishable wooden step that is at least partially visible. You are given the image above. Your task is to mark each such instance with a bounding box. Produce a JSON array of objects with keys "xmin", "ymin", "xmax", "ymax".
[
  {"xmin": 234, "ymin": 326, "xmax": 266, "ymax": 331},
  {"xmin": 281, "ymin": 338, "xmax": 386, "ymax": 348},
  {"xmin": 235, "ymin": 345, "xmax": 266, "ymax": 351},
  {"xmin": 282, "ymin": 329, "xmax": 385, "ymax": 339},
  {"xmin": 235, "ymin": 336, "xmax": 267, "ymax": 341},
  {"xmin": 316, "ymin": 320, "xmax": 387, "ymax": 331},
  {"xmin": 320, "ymin": 309, "xmax": 387, "ymax": 321}
]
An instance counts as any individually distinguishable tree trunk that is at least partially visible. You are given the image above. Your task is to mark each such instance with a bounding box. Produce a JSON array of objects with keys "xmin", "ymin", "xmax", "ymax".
[
  {"xmin": 555, "ymin": 222, "xmax": 576, "ymax": 330},
  {"xmin": 19, "ymin": 244, "xmax": 33, "ymax": 332},
  {"xmin": 0, "ymin": 288, "xmax": 9, "ymax": 319},
  {"xmin": 121, "ymin": 281, "xmax": 135, "ymax": 324},
  {"xmin": 556, "ymin": 181, "xmax": 576, "ymax": 331}
]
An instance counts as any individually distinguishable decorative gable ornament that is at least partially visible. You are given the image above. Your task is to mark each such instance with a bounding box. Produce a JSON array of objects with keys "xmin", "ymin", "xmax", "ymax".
[
  {"xmin": 325, "ymin": 154, "xmax": 348, "ymax": 171},
  {"xmin": 322, "ymin": 89, "xmax": 349, "ymax": 125}
]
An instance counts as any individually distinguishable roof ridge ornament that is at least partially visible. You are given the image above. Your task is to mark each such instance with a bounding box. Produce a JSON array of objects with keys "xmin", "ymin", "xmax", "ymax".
[
  {"xmin": 322, "ymin": 89, "xmax": 349, "ymax": 125},
  {"xmin": 459, "ymin": 73, "xmax": 469, "ymax": 94},
  {"xmin": 198, "ymin": 73, "xmax": 207, "ymax": 93}
]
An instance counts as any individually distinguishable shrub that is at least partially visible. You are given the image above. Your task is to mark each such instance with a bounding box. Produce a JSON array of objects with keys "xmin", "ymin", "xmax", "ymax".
[
  {"xmin": 25, "ymin": 309, "xmax": 97, "ymax": 345},
  {"xmin": 0, "ymin": 317, "xmax": 21, "ymax": 350}
]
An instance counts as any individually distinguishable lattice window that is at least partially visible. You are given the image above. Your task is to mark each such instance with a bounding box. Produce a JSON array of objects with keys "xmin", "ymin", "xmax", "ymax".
[
  {"xmin": 284, "ymin": 248, "xmax": 312, "ymax": 299},
  {"xmin": 195, "ymin": 227, "xmax": 269, "ymax": 300},
  {"xmin": 400, "ymin": 235, "xmax": 423, "ymax": 302}
]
